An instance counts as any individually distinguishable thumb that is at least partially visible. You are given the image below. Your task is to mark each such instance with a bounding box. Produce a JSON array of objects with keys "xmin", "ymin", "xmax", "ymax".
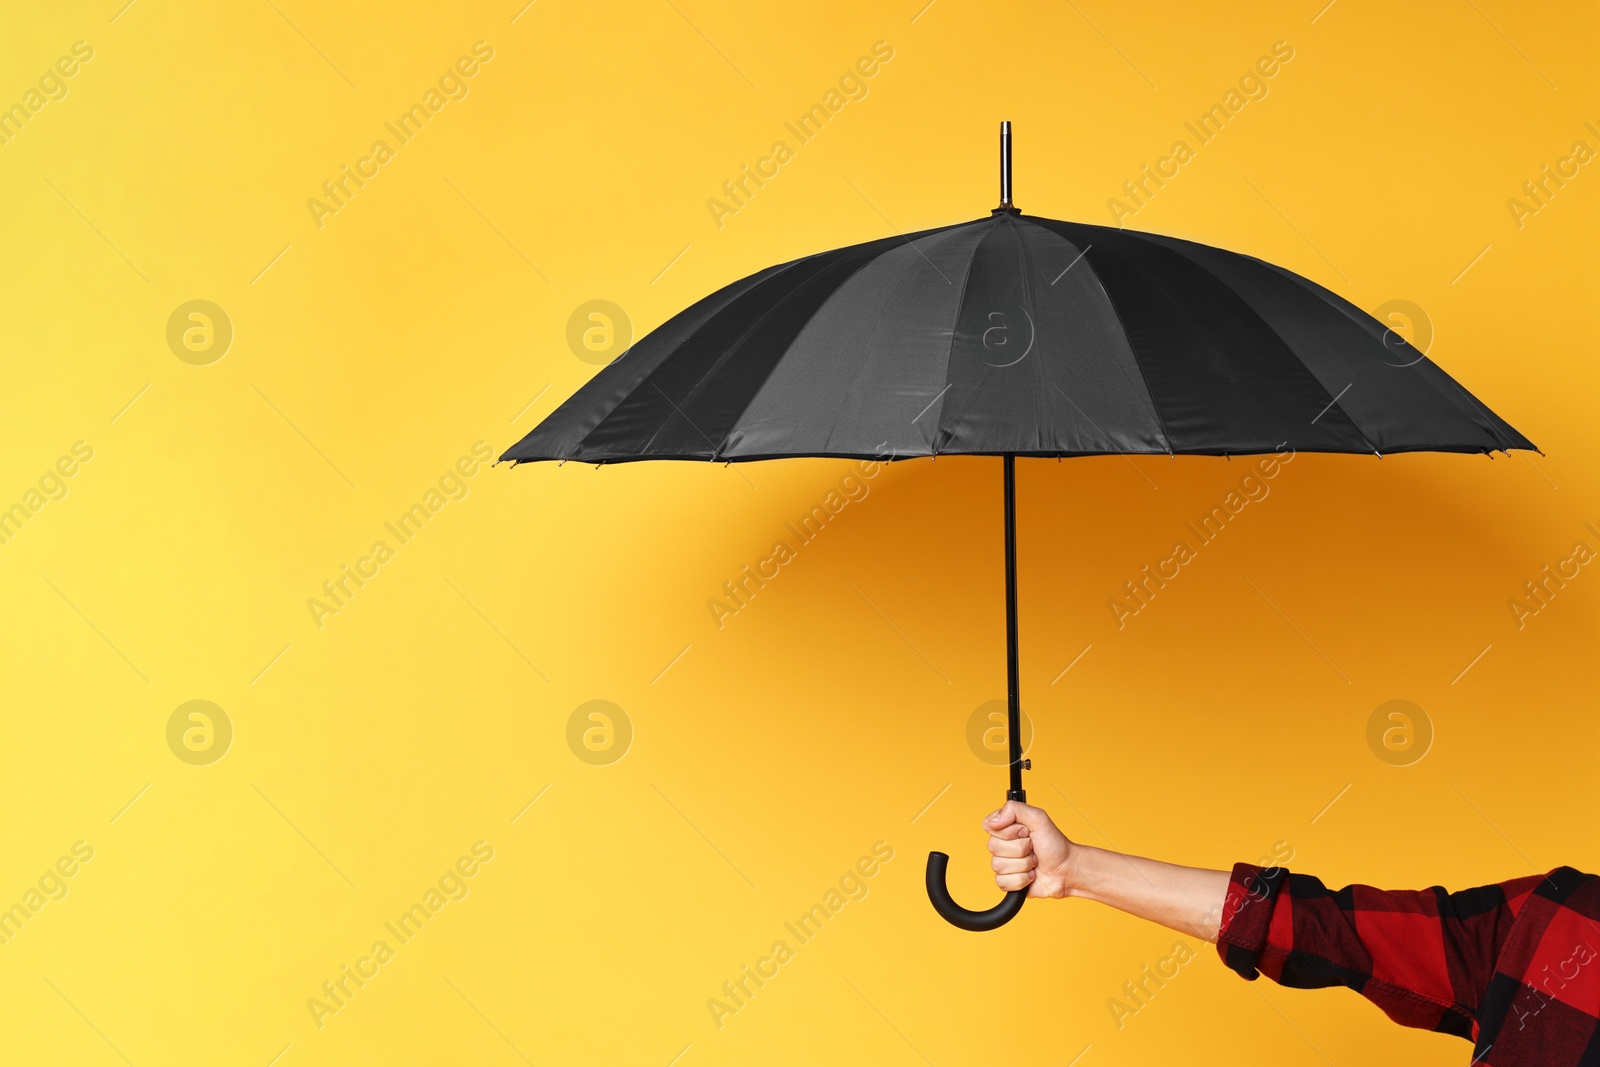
[
  {"xmin": 983, "ymin": 804, "xmax": 1017, "ymax": 832},
  {"xmin": 985, "ymin": 799, "xmax": 1040, "ymax": 832},
  {"xmin": 998, "ymin": 799, "xmax": 1052, "ymax": 833}
]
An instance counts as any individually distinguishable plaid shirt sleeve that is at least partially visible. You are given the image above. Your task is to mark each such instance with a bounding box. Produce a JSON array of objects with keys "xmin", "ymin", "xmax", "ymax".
[{"xmin": 1215, "ymin": 862, "xmax": 1542, "ymax": 1041}]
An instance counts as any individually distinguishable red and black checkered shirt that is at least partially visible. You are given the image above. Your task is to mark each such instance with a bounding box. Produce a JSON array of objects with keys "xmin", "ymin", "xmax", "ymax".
[{"xmin": 1217, "ymin": 862, "xmax": 1600, "ymax": 1065}]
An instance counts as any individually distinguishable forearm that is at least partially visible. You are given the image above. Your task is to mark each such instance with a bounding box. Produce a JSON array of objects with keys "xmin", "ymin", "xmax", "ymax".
[{"xmin": 1061, "ymin": 844, "xmax": 1231, "ymax": 942}]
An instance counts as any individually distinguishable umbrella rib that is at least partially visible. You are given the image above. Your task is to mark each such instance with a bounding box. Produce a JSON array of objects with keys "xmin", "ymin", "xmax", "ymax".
[
  {"xmin": 620, "ymin": 259, "xmax": 832, "ymax": 463},
  {"xmin": 646, "ymin": 384, "xmax": 759, "ymax": 487},
  {"xmin": 1398, "ymin": 358, "xmax": 1512, "ymax": 450},
  {"xmin": 1005, "ymin": 215, "xmax": 1049, "ymax": 451},
  {"xmin": 1275, "ymin": 340, "xmax": 1382, "ymax": 455},
  {"xmin": 1028, "ymin": 219, "xmax": 1167, "ymax": 453},
  {"xmin": 650, "ymin": 383, "xmax": 725, "ymax": 458},
  {"xmin": 817, "ymin": 224, "xmax": 981, "ymax": 455},
  {"xmin": 1443, "ymin": 378, "xmax": 1520, "ymax": 452},
  {"xmin": 928, "ymin": 217, "xmax": 1000, "ymax": 454},
  {"xmin": 1118, "ymin": 227, "xmax": 1381, "ymax": 456},
  {"xmin": 556, "ymin": 259, "xmax": 799, "ymax": 461},
  {"xmin": 1250, "ymin": 255, "xmax": 1517, "ymax": 452},
  {"xmin": 636, "ymin": 237, "xmax": 914, "ymax": 460},
  {"xmin": 1400, "ymin": 366, "xmax": 1516, "ymax": 453},
  {"xmin": 1149, "ymin": 236, "xmax": 1384, "ymax": 454},
  {"xmin": 1047, "ymin": 381, "xmax": 1117, "ymax": 450},
  {"xmin": 1071, "ymin": 241, "xmax": 1176, "ymax": 456}
]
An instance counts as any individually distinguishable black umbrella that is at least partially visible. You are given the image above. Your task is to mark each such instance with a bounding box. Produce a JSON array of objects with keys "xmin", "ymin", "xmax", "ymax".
[{"xmin": 505, "ymin": 123, "xmax": 1535, "ymax": 931}]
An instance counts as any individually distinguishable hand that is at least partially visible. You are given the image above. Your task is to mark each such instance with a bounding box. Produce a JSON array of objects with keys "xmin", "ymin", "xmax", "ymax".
[{"xmin": 985, "ymin": 800, "xmax": 1075, "ymax": 899}]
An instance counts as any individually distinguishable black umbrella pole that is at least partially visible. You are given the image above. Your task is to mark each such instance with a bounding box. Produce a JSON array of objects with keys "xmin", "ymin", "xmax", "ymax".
[
  {"xmin": 924, "ymin": 454, "xmax": 1029, "ymax": 930},
  {"xmin": 999, "ymin": 120, "xmax": 1014, "ymax": 209},
  {"xmin": 1003, "ymin": 453, "xmax": 1027, "ymax": 801}
]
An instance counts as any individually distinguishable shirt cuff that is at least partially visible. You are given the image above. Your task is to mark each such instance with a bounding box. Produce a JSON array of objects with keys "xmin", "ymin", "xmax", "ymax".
[{"xmin": 1215, "ymin": 861, "xmax": 1289, "ymax": 980}]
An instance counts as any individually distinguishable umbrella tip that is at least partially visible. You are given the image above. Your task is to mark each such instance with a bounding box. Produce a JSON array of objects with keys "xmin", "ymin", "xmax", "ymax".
[{"xmin": 994, "ymin": 121, "xmax": 1019, "ymax": 215}]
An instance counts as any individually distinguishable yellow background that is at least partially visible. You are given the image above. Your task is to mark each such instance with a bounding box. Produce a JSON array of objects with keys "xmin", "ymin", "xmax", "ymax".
[{"xmin": 1, "ymin": 0, "xmax": 1595, "ymax": 1063}]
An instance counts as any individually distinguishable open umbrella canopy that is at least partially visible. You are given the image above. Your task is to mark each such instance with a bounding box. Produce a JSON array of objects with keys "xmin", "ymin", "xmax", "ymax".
[
  {"xmin": 503, "ymin": 213, "xmax": 1533, "ymax": 466},
  {"xmin": 503, "ymin": 124, "xmax": 1534, "ymax": 932}
]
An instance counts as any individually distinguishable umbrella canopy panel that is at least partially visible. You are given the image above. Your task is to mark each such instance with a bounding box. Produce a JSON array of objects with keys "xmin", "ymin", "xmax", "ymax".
[{"xmin": 504, "ymin": 212, "xmax": 1534, "ymax": 465}]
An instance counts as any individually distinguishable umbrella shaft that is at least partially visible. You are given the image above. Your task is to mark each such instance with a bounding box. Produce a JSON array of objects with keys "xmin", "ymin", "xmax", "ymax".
[
  {"xmin": 999, "ymin": 120, "xmax": 1014, "ymax": 209},
  {"xmin": 1003, "ymin": 454, "xmax": 1026, "ymax": 801}
]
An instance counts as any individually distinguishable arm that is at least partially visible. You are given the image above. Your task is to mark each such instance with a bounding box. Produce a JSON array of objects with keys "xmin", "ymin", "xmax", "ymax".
[
  {"xmin": 985, "ymin": 801, "xmax": 1231, "ymax": 941},
  {"xmin": 987, "ymin": 801, "xmax": 1536, "ymax": 1039}
]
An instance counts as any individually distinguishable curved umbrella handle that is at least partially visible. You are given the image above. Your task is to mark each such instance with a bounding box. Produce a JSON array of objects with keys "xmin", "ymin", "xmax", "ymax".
[{"xmin": 925, "ymin": 851, "xmax": 1027, "ymax": 931}]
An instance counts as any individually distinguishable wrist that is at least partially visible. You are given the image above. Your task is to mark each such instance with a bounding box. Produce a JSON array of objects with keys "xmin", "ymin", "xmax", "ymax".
[{"xmin": 1057, "ymin": 843, "xmax": 1106, "ymax": 901}]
